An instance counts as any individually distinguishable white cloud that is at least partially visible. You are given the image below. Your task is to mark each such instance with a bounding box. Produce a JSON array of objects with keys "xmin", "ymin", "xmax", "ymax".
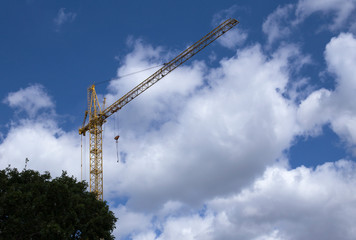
[
  {"xmin": 103, "ymin": 32, "xmax": 356, "ymax": 239},
  {"xmin": 211, "ymin": 5, "xmax": 241, "ymax": 26},
  {"xmin": 132, "ymin": 232, "xmax": 157, "ymax": 240},
  {"xmin": 112, "ymin": 206, "xmax": 153, "ymax": 239},
  {"xmin": 324, "ymin": 33, "xmax": 356, "ymax": 149},
  {"xmin": 262, "ymin": 4, "xmax": 295, "ymax": 47},
  {"xmin": 54, "ymin": 8, "xmax": 76, "ymax": 31},
  {"xmin": 0, "ymin": 118, "xmax": 80, "ymax": 177},
  {"xmin": 118, "ymin": 160, "xmax": 356, "ymax": 240},
  {"xmin": 1, "ymin": 86, "xmax": 79, "ymax": 177},
  {"xmin": 297, "ymin": 88, "xmax": 332, "ymax": 134},
  {"xmin": 3, "ymin": 84, "xmax": 54, "ymax": 118},
  {"xmin": 262, "ymin": 0, "xmax": 356, "ymax": 47},
  {"xmin": 211, "ymin": 5, "xmax": 248, "ymax": 49},
  {"xmin": 297, "ymin": 33, "xmax": 356, "ymax": 151},
  {"xmin": 155, "ymin": 214, "xmax": 213, "ymax": 240},
  {"xmin": 105, "ymin": 39, "xmax": 206, "ymax": 136},
  {"xmin": 2, "ymin": 19, "xmax": 356, "ymax": 240},
  {"xmin": 101, "ymin": 40, "xmax": 304, "ymax": 214},
  {"xmin": 217, "ymin": 28, "xmax": 248, "ymax": 49},
  {"xmin": 296, "ymin": 0, "xmax": 356, "ymax": 30},
  {"xmin": 204, "ymin": 160, "xmax": 356, "ymax": 240}
]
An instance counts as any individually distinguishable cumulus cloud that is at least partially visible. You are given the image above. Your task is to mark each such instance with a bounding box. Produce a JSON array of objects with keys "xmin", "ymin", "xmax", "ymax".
[
  {"xmin": 105, "ymin": 39, "xmax": 206, "ymax": 136},
  {"xmin": 211, "ymin": 5, "xmax": 241, "ymax": 26},
  {"xmin": 2, "ymin": 11, "xmax": 356, "ymax": 240},
  {"xmin": 54, "ymin": 8, "xmax": 76, "ymax": 31},
  {"xmin": 297, "ymin": 33, "xmax": 356, "ymax": 152},
  {"xmin": 99, "ymin": 38, "xmax": 310, "ymax": 217},
  {"xmin": 211, "ymin": 5, "xmax": 248, "ymax": 49},
  {"xmin": 197, "ymin": 160, "xmax": 356, "ymax": 240},
  {"xmin": 1, "ymin": 85, "xmax": 79, "ymax": 177},
  {"xmin": 102, "ymin": 29, "xmax": 356, "ymax": 239},
  {"xmin": 0, "ymin": 119, "xmax": 80, "ymax": 177},
  {"xmin": 296, "ymin": 0, "xmax": 356, "ymax": 30},
  {"xmin": 262, "ymin": 0, "xmax": 356, "ymax": 47},
  {"xmin": 156, "ymin": 214, "xmax": 213, "ymax": 240},
  {"xmin": 217, "ymin": 28, "xmax": 248, "ymax": 49},
  {"xmin": 3, "ymin": 84, "xmax": 54, "ymax": 118},
  {"xmin": 115, "ymin": 160, "xmax": 356, "ymax": 240},
  {"xmin": 112, "ymin": 206, "xmax": 153, "ymax": 238},
  {"xmin": 262, "ymin": 4, "xmax": 295, "ymax": 47},
  {"xmin": 297, "ymin": 88, "xmax": 332, "ymax": 134}
]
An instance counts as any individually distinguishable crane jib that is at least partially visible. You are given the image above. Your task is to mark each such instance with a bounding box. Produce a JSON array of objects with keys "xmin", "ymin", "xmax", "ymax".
[
  {"xmin": 79, "ymin": 19, "xmax": 239, "ymax": 200},
  {"xmin": 79, "ymin": 18, "xmax": 239, "ymax": 136}
]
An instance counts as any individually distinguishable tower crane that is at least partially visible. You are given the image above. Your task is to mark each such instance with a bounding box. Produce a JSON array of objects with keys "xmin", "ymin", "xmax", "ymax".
[{"xmin": 79, "ymin": 18, "xmax": 239, "ymax": 200}]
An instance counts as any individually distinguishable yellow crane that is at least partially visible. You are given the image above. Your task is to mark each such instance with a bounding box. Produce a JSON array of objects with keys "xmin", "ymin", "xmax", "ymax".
[{"xmin": 79, "ymin": 18, "xmax": 239, "ymax": 200}]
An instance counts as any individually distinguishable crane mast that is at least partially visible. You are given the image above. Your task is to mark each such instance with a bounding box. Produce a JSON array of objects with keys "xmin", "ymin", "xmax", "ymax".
[{"xmin": 79, "ymin": 18, "xmax": 239, "ymax": 200}]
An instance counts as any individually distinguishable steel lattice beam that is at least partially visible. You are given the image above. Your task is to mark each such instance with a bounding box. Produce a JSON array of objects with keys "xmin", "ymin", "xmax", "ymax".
[{"xmin": 79, "ymin": 19, "xmax": 239, "ymax": 200}]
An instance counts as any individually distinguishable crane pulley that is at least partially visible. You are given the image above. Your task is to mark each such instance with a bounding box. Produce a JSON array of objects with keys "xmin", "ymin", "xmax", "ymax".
[{"xmin": 79, "ymin": 18, "xmax": 239, "ymax": 200}]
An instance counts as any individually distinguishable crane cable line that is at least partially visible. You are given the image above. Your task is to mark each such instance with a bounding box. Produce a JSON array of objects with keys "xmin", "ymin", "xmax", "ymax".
[
  {"xmin": 81, "ymin": 135, "xmax": 83, "ymax": 181},
  {"xmin": 81, "ymin": 135, "xmax": 88, "ymax": 182},
  {"xmin": 80, "ymin": 134, "xmax": 87, "ymax": 182},
  {"xmin": 114, "ymin": 113, "xmax": 120, "ymax": 163},
  {"xmin": 95, "ymin": 64, "xmax": 165, "ymax": 86},
  {"xmin": 83, "ymin": 133, "xmax": 87, "ymax": 182}
]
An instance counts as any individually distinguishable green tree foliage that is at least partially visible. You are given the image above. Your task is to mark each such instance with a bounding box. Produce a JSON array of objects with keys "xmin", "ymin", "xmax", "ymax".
[{"xmin": 0, "ymin": 167, "xmax": 117, "ymax": 239}]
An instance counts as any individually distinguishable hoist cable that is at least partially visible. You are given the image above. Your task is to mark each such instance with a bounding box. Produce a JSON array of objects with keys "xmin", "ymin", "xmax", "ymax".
[
  {"xmin": 115, "ymin": 113, "xmax": 120, "ymax": 163},
  {"xmin": 116, "ymin": 140, "xmax": 120, "ymax": 163},
  {"xmin": 84, "ymin": 134, "xmax": 86, "ymax": 182},
  {"xmin": 81, "ymin": 136, "xmax": 82, "ymax": 181}
]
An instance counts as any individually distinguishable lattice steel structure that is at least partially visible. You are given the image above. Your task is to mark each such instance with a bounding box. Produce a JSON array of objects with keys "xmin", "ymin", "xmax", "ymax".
[
  {"xmin": 87, "ymin": 85, "xmax": 104, "ymax": 200},
  {"xmin": 79, "ymin": 19, "xmax": 239, "ymax": 200}
]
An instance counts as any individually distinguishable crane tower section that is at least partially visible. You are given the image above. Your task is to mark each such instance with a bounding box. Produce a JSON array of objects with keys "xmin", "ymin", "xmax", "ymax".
[
  {"xmin": 79, "ymin": 18, "xmax": 239, "ymax": 200},
  {"xmin": 87, "ymin": 85, "xmax": 104, "ymax": 200}
]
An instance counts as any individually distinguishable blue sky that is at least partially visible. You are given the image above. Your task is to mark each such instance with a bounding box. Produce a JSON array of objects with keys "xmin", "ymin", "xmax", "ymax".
[{"xmin": 1, "ymin": 0, "xmax": 356, "ymax": 239}]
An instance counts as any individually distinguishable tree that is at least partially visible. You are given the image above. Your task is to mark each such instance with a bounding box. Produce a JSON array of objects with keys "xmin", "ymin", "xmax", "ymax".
[{"xmin": 0, "ymin": 167, "xmax": 117, "ymax": 239}]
